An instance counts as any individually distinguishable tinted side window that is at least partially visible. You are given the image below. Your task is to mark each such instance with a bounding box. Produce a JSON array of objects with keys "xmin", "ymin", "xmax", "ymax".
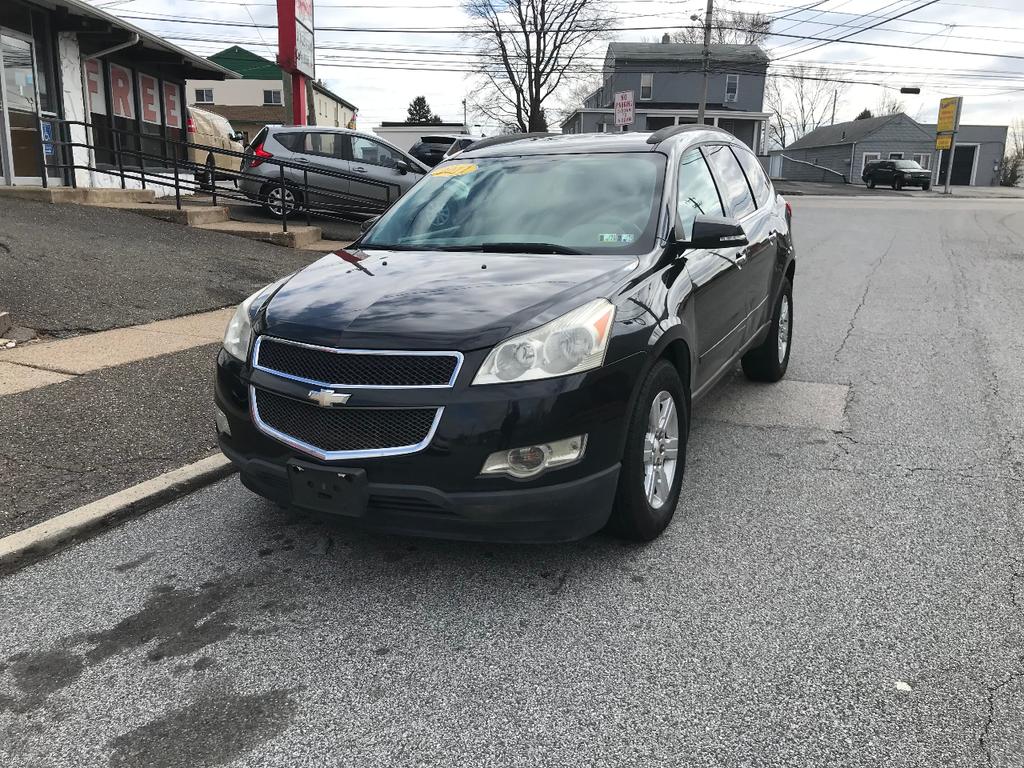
[
  {"xmin": 731, "ymin": 146, "xmax": 772, "ymax": 209},
  {"xmin": 703, "ymin": 144, "xmax": 756, "ymax": 219},
  {"xmin": 676, "ymin": 148, "xmax": 724, "ymax": 240},
  {"xmin": 274, "ymin": 132, "xmax": 304, "ymax": 151}
]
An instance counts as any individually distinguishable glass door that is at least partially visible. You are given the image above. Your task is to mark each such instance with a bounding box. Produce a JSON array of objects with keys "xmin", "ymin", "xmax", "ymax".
[{"xmin": 0, "ymin": 31, "xmax": 45, "ymax": 185}]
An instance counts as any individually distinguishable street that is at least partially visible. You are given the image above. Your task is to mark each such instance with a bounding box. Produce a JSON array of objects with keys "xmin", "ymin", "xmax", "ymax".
[{"xmin": 1, "ymin": 197, "xmax": 1023, "ymax": 766}]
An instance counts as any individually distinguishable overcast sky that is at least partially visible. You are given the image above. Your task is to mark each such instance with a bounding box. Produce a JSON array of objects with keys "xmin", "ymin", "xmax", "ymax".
[{"xmin": 91, "ymin": 0, "xmax": 1024, "ymax": 135}]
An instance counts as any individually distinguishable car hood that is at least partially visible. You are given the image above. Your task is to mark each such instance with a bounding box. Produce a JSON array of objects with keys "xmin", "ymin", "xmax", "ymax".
[{"xmin": 259, "ymin": 248, "xmax": 638, "ymax": 350}]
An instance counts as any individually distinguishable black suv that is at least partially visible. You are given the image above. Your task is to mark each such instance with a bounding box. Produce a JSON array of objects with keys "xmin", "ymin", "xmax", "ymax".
[
  {"xmin": 216, "ymin": 128, "xmax": 795, "ymax": 543},
  {"xmin": 408, "ymin": 135, "xmax": 466, "ymax": 167},
  {"xmin": 862, "ymin": 159, "xmax": 932, "ymax": 190}
]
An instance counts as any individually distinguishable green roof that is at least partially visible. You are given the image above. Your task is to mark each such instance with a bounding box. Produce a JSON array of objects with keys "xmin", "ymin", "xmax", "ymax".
[{"xmin": 207, "ymin": 46, "xmax": 282, "ymax": 81}]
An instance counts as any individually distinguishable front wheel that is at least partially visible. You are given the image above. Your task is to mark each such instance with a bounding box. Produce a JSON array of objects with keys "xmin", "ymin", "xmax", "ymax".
[
  {"xmin": 607, "ymin": 360, "xmax": 688, "ymax": 542},
  {"xmin": 922, "ymin": 182, "xmax": 931, "ymax": 191},
  {"xmin": 742, "ymin": 278, "xmax": 793, "ymax": 382},
  {"xmin": 866, "ymin": 178, "xmax": 875, "ymax": 189},
  {"xmin": 893, "ymin": 178, "xmax": 903, "ymax": 190},
  {"xmin": 262, "ymin": 183, "xmax": 300, "ymax": 217}
]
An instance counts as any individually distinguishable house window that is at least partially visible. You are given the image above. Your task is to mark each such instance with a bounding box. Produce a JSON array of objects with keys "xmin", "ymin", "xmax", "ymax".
[
  {"xmin": 888, "ymin": 151, "xmax": 904, "ymax": 159},
  {"xmin": 263, "ymin": 90, "xmax": 282, "ymax": 105},
  {"xmin": 862, "ymin": 152, "xmax": 880, "ymax": 172},
  {"xmin": 194, "ymin": 88, "xmax": 213, "ymax": 104},
  {"xmin": 640, "ymin": 73, "xmax": 653, "ymax": 100},
  {"xmin": 725, "ymin": 74, "xmax": 739, "ymax": 103},
  {"xmin": 913, "ymin": 152, "xmax": 930, "ymax": 169}
]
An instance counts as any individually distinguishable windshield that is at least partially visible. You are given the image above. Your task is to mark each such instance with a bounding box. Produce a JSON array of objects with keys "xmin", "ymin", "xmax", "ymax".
[
  {"xmin": 894, "ymin": 160, "xmax": 923, "ymax": 170},
  {"xmin": 361, "ymin": 153, "xmax": 666, "ymax": 255}
]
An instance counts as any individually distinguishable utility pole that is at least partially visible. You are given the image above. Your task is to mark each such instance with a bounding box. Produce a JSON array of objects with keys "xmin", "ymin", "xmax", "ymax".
[
  {"xmin": 830, "ymin": 90, "xmax": 837, "ymax": 125},
  {"xmin": 463, "ymin": 99, "xmax": 468, "ymax": 131},
  {"xmin": 696, "ymin": 0, "xmax": 713, "ymax": 124}
]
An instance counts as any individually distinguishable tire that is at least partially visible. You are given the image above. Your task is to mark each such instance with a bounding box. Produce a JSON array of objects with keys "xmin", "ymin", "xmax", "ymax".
[
  {"xmin": 893, "ymin": 178, "xmax": 903, "ymax": 190},
  {"xmin": 607, "ymin": 360, "xmax": 688, "ymax": 542},
  {"xmin": 742, "ymin": 277, "xmax": 793, "ymax": 383},
  {"xmin": 866, "ymin": 178, "xmax": 875, "ymax": 189},
  {"xmin": 922, "ymin": 182, "xmax": 931, "ymax": 191},
  {"xmin": 262, "ymin": 182, "xmax": 301, "ymax": 218}
]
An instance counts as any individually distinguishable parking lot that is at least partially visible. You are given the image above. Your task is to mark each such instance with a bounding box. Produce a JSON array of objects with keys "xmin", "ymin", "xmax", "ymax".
[{"xmin": 2, "ymin": 197, "xmax": 1022, "ymax": 766}]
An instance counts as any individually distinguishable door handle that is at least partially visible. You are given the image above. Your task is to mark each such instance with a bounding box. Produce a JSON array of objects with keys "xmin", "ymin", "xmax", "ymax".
[
  {"xmin": 296, "ymin": 158, "xmax": 310, "ymax": 163},
  {"xmin": 735, "ymin": 250, "xmax": 748, "ymax": 266},
  {"xmin": 354, "ymin": 167, "xmax": 367, "ymax": 173}
]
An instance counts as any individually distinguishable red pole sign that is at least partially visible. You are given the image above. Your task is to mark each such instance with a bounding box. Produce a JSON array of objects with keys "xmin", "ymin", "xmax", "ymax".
[{"xmin": 277, "ymin": 0, "xmax": 315, "ymax": 125}]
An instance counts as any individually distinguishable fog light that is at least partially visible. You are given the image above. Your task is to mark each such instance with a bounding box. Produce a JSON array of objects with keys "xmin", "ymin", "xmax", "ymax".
[
  {"xmin": 215, "ymin": 408, "xmax": 231, "ymax": 436},
  {"xmin": 481, "ymin": 435, "xmax": 587, "ymax": 479}
]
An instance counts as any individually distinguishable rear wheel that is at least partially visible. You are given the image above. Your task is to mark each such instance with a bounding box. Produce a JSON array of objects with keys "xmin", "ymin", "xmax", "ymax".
[
  {"xmin": 262, "ymin": 183, "xmax": 301, "ymax": 217},
  {"xmin": 742, "ymin": 278, "xmax": 793, "ymax": 382},
  {"xmin": 893, "ymin": 177, "xmax": 903, "ymax": 190},
  {"xmin": 607, "ymin": 361, "xmax": 688, "ymax": 542},
  {"xmin": 866, "ymin": 177, "xmax": 875, "ymax": 189}
]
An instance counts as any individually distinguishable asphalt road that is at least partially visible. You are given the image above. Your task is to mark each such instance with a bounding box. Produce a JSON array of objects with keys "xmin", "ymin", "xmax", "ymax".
[
  {"xmin": 2, "ymin": 198, "xmax": 1023, "ymax": 767},
  {"xmin": 0, "ymin": 198, "xmax": 319, "ymax": 335}
]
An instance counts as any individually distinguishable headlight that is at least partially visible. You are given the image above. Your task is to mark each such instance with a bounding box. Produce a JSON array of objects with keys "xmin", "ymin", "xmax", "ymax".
[
  {"xmin": 472, "ymin": 299, "xmax": 615, "ymax": 385},
  {"xmin": 222, "ymin": 292, "xmax": 258, "ymax": 361}
]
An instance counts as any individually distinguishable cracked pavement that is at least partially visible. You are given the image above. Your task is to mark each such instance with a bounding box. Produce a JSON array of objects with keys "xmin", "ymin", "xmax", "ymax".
[{"xmin": 1, "ymin": 197, "xmax": 1023, "ymax": 766}]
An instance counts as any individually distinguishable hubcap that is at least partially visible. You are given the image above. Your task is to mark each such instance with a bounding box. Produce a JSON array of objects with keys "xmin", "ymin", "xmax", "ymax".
[
  {"xmin": 643, "ymin": 391, "xmax": 679, "ymax": 510},
  {"xmin": 777, "ymin": 294, "xmax": 791, "ymax": 364},
  {"xmin": 268, "ymin": 187, "xmax": 295, "ymax": 214}
]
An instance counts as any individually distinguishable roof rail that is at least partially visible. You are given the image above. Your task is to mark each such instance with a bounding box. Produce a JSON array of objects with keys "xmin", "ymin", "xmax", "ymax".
[
  {"xmin": 465, "ymin": 132, "xmax": 552, "ymax": 151},
  {"xmin": 646, "ymin": 124, "xmax": 718, "ymax": 145}
]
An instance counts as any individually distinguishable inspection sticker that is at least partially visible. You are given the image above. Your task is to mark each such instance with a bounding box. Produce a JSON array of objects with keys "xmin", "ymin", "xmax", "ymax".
[
  {"xmin": 431, "ymin": 163, "xmax": 477, "ymax": 177},
  {"xmin": 598, "ymin": 233, "xmax": 635, "ymax": 243}
]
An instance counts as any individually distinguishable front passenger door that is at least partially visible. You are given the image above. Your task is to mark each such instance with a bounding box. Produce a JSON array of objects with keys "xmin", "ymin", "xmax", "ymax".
[
  {"xmin": 678, "ymin": 148, "xmax": 748, "ymax": 389},
  {"xmin": 346, "ymin": 135, "xmax": 422, "ymax": 214}
]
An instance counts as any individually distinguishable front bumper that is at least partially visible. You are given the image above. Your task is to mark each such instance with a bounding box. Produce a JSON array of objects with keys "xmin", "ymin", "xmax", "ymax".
[{"xmin": 215, "ymin": 347, "xmax": 644, "ymax": 542}]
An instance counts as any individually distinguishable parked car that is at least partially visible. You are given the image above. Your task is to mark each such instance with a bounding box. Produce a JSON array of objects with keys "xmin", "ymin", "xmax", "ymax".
[
  {"xmin": 187, "ymin": 106, "xmax": 244, "ymax": 189},
  {"xmin": 216, "ymin": 127, "xmax": 795, "ymax": 543},
  {"xmin": 862, "ymin": 159, "xmax": 932, "ymax": 190},
  {"xmin": 239, "ymin": 126, "xmax": 428, "ymax": 217},
  {"xmin": 409, "ymin": 135, "xmax": 470, "ymax": 167},
  {"xmin": 441, "ymin": 136, "xmax": 476, "ymax": 161}
]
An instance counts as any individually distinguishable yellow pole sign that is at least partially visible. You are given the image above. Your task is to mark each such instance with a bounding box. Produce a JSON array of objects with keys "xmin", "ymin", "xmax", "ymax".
[
  {"xmin": 936, "ymin": 97, "xmax": 961, "ymax": 134},
  {"xmin": 935, "ymin": 134, "xmax": 952, "ymax": 150}
]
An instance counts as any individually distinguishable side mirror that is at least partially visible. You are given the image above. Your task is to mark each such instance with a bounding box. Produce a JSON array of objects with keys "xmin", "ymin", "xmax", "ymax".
[
  {"xmin": 685, "ymin": 215, "xmax": 748, "ymax": 250},
  {"xmin": 360, "ymin": 215, "xmax": 380, "ymax": 233},
  {"xmin": 395, "ymin": 160, "xmax": 411, "ymax": 176},
  {"xmin": 229, "ymin": 131, "xmax": 244, "ymax": 142}
]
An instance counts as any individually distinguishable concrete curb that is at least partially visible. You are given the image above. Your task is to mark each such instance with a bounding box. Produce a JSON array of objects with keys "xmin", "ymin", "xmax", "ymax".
[{"xmin": 0, "ymin": 453, "xmax": 236, "ymax": 575}]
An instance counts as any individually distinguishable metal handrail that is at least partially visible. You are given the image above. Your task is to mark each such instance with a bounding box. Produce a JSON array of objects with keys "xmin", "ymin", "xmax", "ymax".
[
  {"xmin": 39, "ymin": 117, "xmax": 406, "ymax": 231},
  {"xmin": 778, "ymin": 153, "xmax": 849, "ymax": 184}
]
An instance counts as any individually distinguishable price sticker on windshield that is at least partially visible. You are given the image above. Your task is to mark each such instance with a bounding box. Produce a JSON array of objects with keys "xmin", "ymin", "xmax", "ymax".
[{"xmin": 431, "ymin": 163, "xmax": 477, "ymax": 177}]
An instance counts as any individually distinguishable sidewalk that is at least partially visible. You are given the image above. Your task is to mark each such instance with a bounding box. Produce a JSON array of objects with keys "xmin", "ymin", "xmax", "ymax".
[{"xmin": 775, "ymin": 180, "xmax": 1024, "ymax": 199}]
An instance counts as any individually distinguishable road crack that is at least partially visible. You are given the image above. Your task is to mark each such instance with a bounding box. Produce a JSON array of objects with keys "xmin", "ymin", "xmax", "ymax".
[{"xmin": 833, "ymin": 233, "xmax": 896, "ymax": 363}]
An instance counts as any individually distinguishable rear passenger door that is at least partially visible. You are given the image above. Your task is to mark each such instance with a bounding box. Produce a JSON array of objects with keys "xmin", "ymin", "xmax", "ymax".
[
  {"xmin": 345, "ymin": 135, "xmax": 422, "ymax": 214},
  {"xmin": 678, "ymin": 147, "xmax": 748, "ymax": 388},
  {"xmin": 875, "ymin": 161, "xmax": 894, "ymax": 184},
  {"xmin": 279, "ymin": 131, "xmax": 351, "ymax": 210}
]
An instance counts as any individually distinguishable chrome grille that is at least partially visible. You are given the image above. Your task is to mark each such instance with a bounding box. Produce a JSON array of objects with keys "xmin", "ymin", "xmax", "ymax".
[
  {"xmin": 255, "ymin": 337, "xmax": 460, "ymax": 388},
  {"xmin": 252, "ymin": 388, "xmax": 440, "ymax": 459}
]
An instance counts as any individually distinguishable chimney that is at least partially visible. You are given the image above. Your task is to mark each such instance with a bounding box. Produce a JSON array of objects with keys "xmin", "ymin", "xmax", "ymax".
[{"xmin": 661, "ymin": 33, "xmax": 670, "ymax": 44}]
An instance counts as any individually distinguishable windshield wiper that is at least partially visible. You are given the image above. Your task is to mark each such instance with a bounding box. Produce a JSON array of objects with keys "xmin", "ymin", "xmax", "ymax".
[{"xmin": 447, "ymin": 242, "xmax": 585, "ymax": 255}]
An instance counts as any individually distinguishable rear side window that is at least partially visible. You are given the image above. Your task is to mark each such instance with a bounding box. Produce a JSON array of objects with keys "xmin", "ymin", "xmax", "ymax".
[
  {"xmin": 247, "ymin": 126, "xmax": 269, "ymax": 151},
  {"xmin": 731, "ymin": 146, "xmax": 772, "ymax": 209},
  {"xmin": 703, "ymin": 144, "xmax": 756, "ymax": 219},
  {"xmin": 274, "ymin": 132, "xmax": 305, "ymax": 151},
  {"xmin": 676, "ymin": 148, "xmax": 724, "ymax": 240}
]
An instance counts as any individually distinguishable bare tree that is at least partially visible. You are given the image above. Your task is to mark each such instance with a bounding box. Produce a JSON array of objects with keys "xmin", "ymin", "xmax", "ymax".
[
  {"xmin": 671, "ymin": 7, "xmax": 772, "ymax": 46},
  {"xmin": 463, "ymin": 0, "xmax": 612, "ymax": 133},
  {"xmin": 765, "ymin": 65, "xmax": 849, "ymax": 148},
  {"xmin": 999, "ymin": 117, "xmax": 1024, "ymax": 187},
  {"xmin": 875, "ymin": 93, "xmax": 905, "ymax": 115}
]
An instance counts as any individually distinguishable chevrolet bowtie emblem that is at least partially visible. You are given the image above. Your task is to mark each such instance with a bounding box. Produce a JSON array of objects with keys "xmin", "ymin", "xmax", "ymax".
[{"xmin": 307, "ymin": 389, "xmax": 352, "ymax": 407}]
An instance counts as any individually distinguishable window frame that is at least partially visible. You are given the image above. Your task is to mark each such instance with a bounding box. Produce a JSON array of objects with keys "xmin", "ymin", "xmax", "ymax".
[
  {"xmin": 640, "ymin": 73, "xmax": 654, "ymax": 101},
  {"xmin": 725, "ymin": 74, "xmax": 739, "ymax": 103},
  {"xmin": 674, "ymin": 146, "xmax": 726, "ymax": 241},
  {"xmin": 888, "ymin": 151, "xmax": 904, "ymax": 160},
  {"xmin": 912, "ymin": 152, "xmax": 930, "ymax": 169},
  {"xmin": 348, "ymin": 134, "xmax": 405, "ymax": 169},
  {"xmin": 263, "ymin": 89, "xmax": 282, "ymax": 106},
  {"xmin": 194, "ymin": 88, "xmax": 213, "ymax": 104},
  {"xmin": 861, "ymin": 152, "xmax": 881, "ymax": 172},
  {"xmin": 701, "ymin": 143, "xmax": 757, "ymax": 221}
]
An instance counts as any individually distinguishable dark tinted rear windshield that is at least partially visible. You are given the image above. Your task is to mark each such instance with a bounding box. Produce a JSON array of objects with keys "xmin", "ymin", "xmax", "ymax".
[{"xmin": 894, "ymin": 160, "xmax": 923, "ymax": 169}]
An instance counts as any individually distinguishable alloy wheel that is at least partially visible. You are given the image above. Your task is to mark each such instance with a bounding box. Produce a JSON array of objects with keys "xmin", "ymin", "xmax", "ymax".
[
  {"xmin": 643, "ymin": 391, "xmax": 679, "ymax": 510},
  {"xmin": 268, "ymin": 186, "xmax": 296, "ymax": 215},
  {"xmin": 778, "ymin": 294, "xmax": 791, "ymax": 364}
]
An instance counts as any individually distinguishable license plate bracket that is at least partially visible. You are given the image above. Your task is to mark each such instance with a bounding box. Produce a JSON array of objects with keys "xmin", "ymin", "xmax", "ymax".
[{"xmin": 287, "ymin": 460, "xmax": 368, "ymax": 517}]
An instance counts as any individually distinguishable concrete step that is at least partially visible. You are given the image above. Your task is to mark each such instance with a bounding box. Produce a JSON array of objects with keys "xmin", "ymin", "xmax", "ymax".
[
  {"xmin": 309, "ymin": 239, "xmax": 355, "ymax": 253},
  {"xmin": 0, "ymin": 187, "xmax": 156, "ymax": 205},
  {"xmin": 95, "ymin": 203, "xmax": 230, "ymax": 226},
  {"xmin": 195, "ymin": 220, "xmax": 323, "ymax": 249}
]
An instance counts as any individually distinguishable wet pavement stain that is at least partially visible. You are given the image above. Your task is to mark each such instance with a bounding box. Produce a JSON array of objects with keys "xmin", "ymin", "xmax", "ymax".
[
  {"xmin": 107, "ymin": 688, "xmax": 299, "ymax": 768},
  {"xmin": 84, "ymin": 577, "xmax": 240, "ymax": 665},
  {"xmin": 112, "ymin": 553, "xmax": 156, "ymax": 573},
  {"xmin": 0, "ymin": 648, "xmax": 84, "ymax": 713}
]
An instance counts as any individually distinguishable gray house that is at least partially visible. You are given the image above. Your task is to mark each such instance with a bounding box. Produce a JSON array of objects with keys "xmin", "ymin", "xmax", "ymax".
[
  {"xmin": 769, "ymin": 112, "xmax": 1006, "ymax": 186},
  {"xmin": 560, "ymin": 41, "xmax": 770, "ymax": 152}
]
